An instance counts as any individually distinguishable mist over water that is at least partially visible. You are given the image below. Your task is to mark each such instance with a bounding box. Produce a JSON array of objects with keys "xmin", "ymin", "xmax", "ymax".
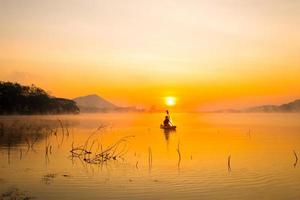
[{"xmin": 1, "ymin": 113, "xmax": 300, "ymax": 200}]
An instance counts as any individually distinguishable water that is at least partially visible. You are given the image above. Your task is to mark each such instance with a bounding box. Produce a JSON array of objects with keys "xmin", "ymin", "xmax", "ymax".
[{"xmin": 1, "ymin": 113, "xmax": 300, "ymax": 199}]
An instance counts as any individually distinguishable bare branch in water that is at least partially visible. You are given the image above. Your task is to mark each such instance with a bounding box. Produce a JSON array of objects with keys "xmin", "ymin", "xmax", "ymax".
[
  {"xmin": 293, "ymin": 150, "xmax": 298, "ymax": 168},
  {"xmin": 70, "ymin": 129, "xmax": 134, "ymax": 165},
  {"xmin": 83, "ymin": 124, "xmax": 108, "ymax": 150},
  {"xmin": 228, "ymin": 155, "xmax": 231, "ymax": 172},
  {"xmin": 58, "ymin": 119, "xmax": 64, "ymax": 136}
]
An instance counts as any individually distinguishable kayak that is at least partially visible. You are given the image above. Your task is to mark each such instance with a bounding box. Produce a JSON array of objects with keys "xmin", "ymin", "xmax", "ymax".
[{"xmin": 160, "ymin": 124, "xmax": 176, "ymax": 130}]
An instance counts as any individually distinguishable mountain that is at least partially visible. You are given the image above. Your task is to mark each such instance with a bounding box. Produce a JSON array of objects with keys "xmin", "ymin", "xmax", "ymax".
[
  {"xmin": 244, "ymin": 99, "xmax": 300, "ymax": 112},
  {"xmin": 73, "ymin": 94, "xmax": 145, "ymax": 113},
  {"xmin": 73, "ymin": 94, "xmax": 117, "ymax": 112}
]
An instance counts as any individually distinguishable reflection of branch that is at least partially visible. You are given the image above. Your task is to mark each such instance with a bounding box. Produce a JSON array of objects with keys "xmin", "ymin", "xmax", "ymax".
[
  {"xmin": 228, "ymin": 155, "xmax": 231, "ymax": 172},
  {"xmin": 65, "ymin": 124, "xmax": 70, "ymax": 137},
  {"xmin": 25, "ymin": 138, "xmax": 31, "ymax": 152},
  {"xmin": 58, "ymin": 119, "xmax": 65, "ymax": 147},
  {"xmin": 19, "ymin": 148, "xmax": 23, "ymax": 160},
  {"xmin": 148, "ymin": 147, "xmax": 152, "ymax": 171},
  {"xmin": 58, "ymin": 119, "xmax": 64, "ymax": 135},
  {"xmin": 136, "ymin": 161, "xmax": 139, "ymax": 169},
  {"xmin": 176, "ymin": 142, "xmax": 181, "ymax": 169},
  {"xmin": 25, "ymin": 135, "xmax": 40, "ymax": 152},
  {"xmin": 293, "ymin": 150, "xmax": 298, "ymax": 168}
]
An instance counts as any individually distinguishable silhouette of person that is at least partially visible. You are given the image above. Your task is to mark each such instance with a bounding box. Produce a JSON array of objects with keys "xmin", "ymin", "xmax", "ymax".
[{"xmin": 163, "ymin": 116, "xmax": 171, "ymax": 127}]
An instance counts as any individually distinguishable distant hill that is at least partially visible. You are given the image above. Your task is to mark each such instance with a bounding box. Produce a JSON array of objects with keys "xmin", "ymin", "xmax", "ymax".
[
  {"xmin": 0, "ymin": 81, "xmax": 79, "ymax": 115},
  {"xmin": 73, "ymin": 94, "xmax": 117, "ymax": 112},
  {"xmin": 245, "ymin": 99, "xmax": 300, "ymax": 112},
  {"xmin": 73, "ymin": 94, "xmax": 143, "ymax": 113},
  {"xmin": 244, "ymin": 105, "xmax": 279, "ymax": 112},
  {"xmin": 215, "ymin": 99, "xmax": 300, "ymax": 113}
]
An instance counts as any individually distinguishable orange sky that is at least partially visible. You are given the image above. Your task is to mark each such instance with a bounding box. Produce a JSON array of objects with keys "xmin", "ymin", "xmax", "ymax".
[{"xmin": 0, "ymin": 0, "xmax": 300, "ymax": 111}]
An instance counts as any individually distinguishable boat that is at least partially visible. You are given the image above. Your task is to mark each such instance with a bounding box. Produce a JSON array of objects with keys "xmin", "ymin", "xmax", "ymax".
[{"xmin": 160, "ymin": 124, "xmax": 176, "ymax": 130}]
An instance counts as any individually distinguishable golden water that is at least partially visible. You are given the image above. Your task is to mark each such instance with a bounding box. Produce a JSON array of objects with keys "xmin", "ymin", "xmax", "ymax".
[{"xmin": 1, "ymin": 113, "xmax": 300, "ymax": 199}]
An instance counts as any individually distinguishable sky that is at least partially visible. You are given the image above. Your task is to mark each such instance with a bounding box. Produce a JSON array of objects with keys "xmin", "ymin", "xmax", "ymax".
[{"xmin": 0, "ymin": 0, "xmax": 300, "ymax": 111}]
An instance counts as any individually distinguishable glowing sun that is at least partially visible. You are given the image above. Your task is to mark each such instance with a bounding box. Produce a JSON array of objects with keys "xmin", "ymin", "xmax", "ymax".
[{"xmin": 165, "ymin": 96, "xmax": 176, "ymax": 106}]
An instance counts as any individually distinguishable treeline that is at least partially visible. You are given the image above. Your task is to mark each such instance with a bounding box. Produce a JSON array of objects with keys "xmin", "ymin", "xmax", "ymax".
[{"xmin": 0, "ymin": 81, "xmax": 79, "ymax": 115}]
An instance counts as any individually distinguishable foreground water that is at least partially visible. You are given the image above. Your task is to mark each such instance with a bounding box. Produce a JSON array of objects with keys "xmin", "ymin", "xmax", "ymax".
[{"xmin": 1, "ymin": 113, "xmax": 300, "ymax": 199}]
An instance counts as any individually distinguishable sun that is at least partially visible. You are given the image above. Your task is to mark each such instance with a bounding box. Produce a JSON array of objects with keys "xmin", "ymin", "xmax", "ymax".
[{"xmin": 165, "ymin": 96, "xmax": 176, "ymax": 106}]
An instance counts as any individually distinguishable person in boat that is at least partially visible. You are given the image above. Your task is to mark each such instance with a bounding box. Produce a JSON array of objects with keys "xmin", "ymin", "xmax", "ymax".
[{"xmin": 163, "ymin": 115, "xmax": 172, "ymax": 127}]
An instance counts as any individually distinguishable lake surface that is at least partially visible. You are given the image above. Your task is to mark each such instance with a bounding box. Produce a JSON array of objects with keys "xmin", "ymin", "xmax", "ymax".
[{"xmin": 1, "ymin": 113, "xmax": 300, "ymax": 200}]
